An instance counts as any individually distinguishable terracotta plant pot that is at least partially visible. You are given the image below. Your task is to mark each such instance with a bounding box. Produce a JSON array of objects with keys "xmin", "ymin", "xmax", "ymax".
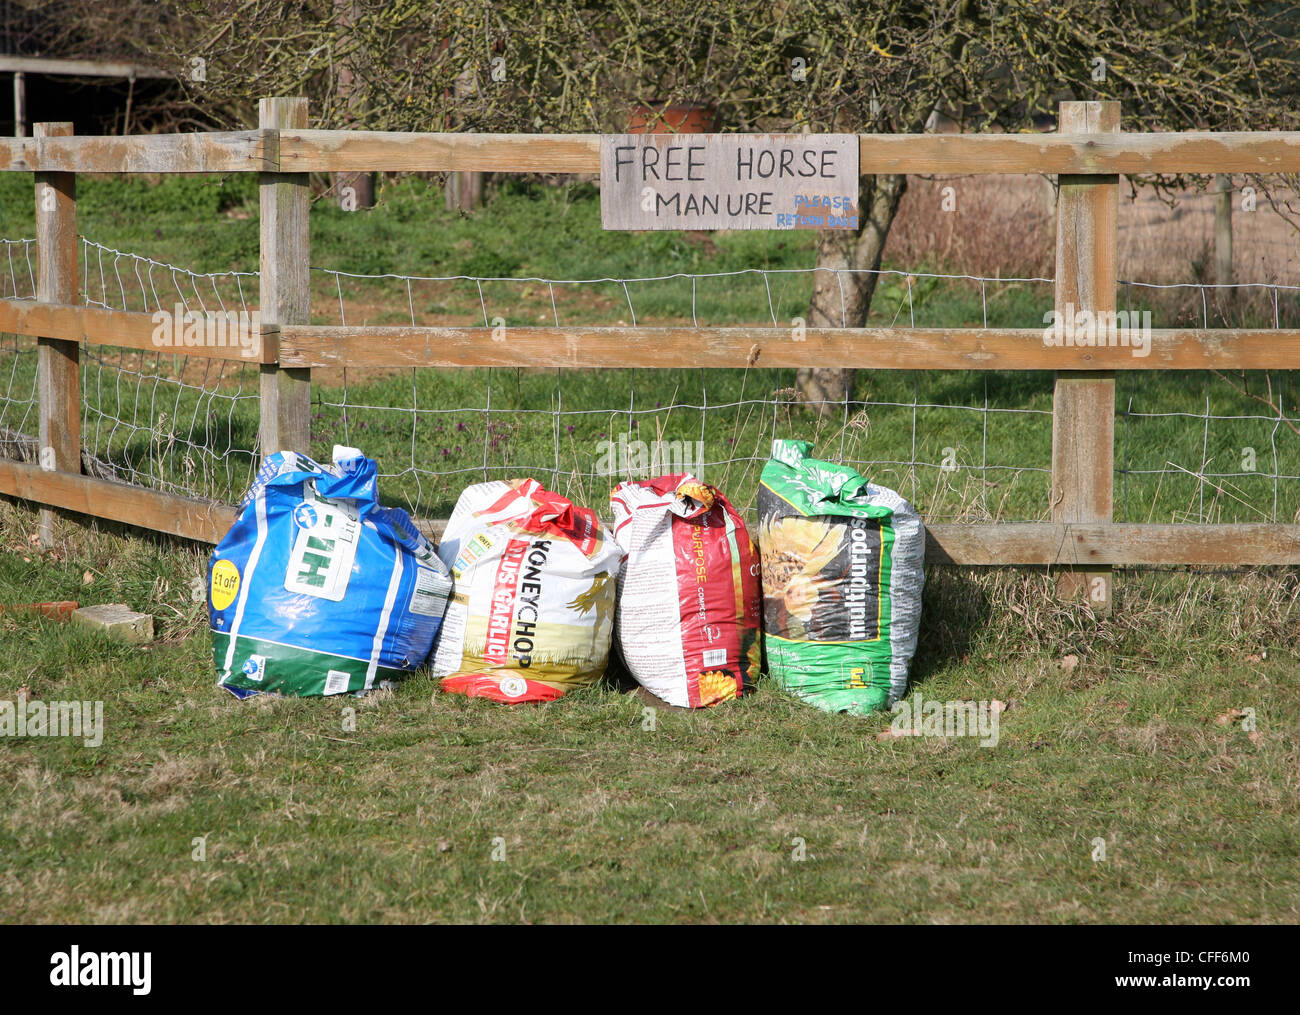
[{"xmin": 628, "ymin": 102, "xmax": 719, "ymax": 134}]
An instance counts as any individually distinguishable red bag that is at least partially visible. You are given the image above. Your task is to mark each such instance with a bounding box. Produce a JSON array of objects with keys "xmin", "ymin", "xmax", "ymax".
[{"xmin": 611, "ymin": 475, "xmax": 762, "ymax": 707}]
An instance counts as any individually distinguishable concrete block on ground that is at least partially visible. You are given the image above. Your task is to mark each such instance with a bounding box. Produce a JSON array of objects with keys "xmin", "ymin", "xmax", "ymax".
[{"xmin": 71, "ymin": 603, "xmax": 154, "ymax": 643}]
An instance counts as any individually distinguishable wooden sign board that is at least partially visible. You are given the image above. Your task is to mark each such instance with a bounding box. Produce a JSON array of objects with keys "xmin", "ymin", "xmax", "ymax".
[{"xmin": 600, "ymin": 133, "xmax": 859, "ymax": 231}]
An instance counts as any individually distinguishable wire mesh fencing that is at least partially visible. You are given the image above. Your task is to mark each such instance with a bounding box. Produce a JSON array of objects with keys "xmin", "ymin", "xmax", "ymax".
[
  {"xmin": 306, "ymin": 263, "xmax": 1300, "ymax": 525},
  {"xmin": 1117, "ymin": 280, "xmax": 1300, "ymax": 526},
  {"xmin": 0, "ymin": 236, "xmax": 1298, "ymax": 528},
  {"xmin": 76, "ymin": 239, "xmax": 262, "ymax": 498},
  {"xmin": 0, "ymin": 238, "xmax": 39, "ymax": 464},
  {"xmin": 307, "ymin": 263, "xmax": 1060, "ymax": 521}
]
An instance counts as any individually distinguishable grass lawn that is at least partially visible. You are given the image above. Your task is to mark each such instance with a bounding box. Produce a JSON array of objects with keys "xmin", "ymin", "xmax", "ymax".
[
  {"xmin": 0, "ymin": 501, "xmax": 1296, "ymax": 923},
  {"xmin": 1, "ymin": 175, "xmax": 1298, "ymax": 923}
]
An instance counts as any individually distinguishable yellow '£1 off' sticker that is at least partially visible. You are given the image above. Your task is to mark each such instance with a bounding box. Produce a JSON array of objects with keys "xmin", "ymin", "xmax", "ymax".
[{"xmin": 210, "ymin": 559, "xmax": 241, "ymax": 610}]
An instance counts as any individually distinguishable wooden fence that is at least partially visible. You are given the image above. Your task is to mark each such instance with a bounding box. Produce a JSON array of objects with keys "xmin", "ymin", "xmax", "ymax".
[{"xmin": 3, "ymin": 97, "xmax": 1300, "ymax": 597}]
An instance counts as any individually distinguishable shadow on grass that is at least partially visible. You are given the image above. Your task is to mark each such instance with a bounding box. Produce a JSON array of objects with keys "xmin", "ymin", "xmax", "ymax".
[{"xmin": 910, "ymin": 565, "xmax": 995, "ymax": 686}]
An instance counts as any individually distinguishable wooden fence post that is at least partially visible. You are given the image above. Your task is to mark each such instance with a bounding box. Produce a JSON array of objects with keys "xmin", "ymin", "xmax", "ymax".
[
  {"xmin": 1052, "ymin": 100, "xmax": 1119, "ymax": 613},
  {"xmin": 258, "ymin": 97, "xmax": 311, "ymax": 457},
  {"xmin": 35, "ymin": 121, "xmax": 79, "ymax": 545}
]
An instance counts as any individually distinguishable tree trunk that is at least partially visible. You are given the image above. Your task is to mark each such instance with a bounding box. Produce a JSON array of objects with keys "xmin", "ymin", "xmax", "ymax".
[
  {"xmin": 337, "ymin": 170, "xmax": 374, "ymax": 209},
  {"xmin": 445, "ymin": 64, "xmax": 483, "ymax": 211},
  {"xmin": 445, "ymin": 170, "xmax": 484, "ymax": 211},
  {"xmin": 797, "ymin": 172, "xmax": 907, "ymax": 415}
]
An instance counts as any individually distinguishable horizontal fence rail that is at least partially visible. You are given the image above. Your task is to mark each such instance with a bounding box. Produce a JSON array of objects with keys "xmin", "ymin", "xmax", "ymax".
[
  {"xmin": 2, "ymin": 100, "xmax": 1299, "ymax": 578},
  {"xmin": 276, "ymin": 130, "xmax": 1300, "ymax": 176},
  {"xmin": 3, "ymin": 130, "xmax": 1300, "ymax": 176},
  {"xmin": 0, "ymin": 299, "xmax": 277, "ymax": 362},
  {"xmin": 4, "ymin": 303, "xmax": 1298, "ymax": 373},
  {"xmin": 275, "ymin": 324, "xmax": 1300, "ymax": 371},
  {"xmin": 0, "ymin": 131, "xmax": 273, "ymax": 173},
  {"xmin": 8, "ymin": 300, "xmax": 1292, "ymax": 373},
  {"xmin": 0, "ymin": 459, "xmax": 237, "ymax": 543},
  {"xmin": 6, "ymin": 458, "xmax": 1300, "ymax": 565}
]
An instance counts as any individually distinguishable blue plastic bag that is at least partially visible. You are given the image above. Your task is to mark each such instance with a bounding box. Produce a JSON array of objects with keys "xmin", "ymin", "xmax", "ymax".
[{"xmin": 209, "ymin": 446, "xmax": 452, "ymax": 697}]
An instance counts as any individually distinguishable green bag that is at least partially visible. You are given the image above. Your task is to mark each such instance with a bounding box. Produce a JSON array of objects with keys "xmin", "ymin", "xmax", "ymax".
[{"xmin": 758, "ymin": 440, "xmax": 925, "ymax": 714}]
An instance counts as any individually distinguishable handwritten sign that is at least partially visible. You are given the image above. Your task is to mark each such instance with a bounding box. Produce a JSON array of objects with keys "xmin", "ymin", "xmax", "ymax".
[{"xmin": 600, "ymin": 134, "xmax": 860, "ymax": 231}]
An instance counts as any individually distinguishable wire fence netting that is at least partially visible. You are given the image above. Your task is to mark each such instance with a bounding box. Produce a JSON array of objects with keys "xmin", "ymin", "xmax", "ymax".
[{"xmin": 0, "ymin": 234, "xmax": 1298, "ymax": 528}]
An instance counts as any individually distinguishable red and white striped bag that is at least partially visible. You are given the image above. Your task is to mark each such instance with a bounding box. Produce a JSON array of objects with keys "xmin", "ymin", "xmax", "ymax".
[{"xmin": 610, "ymin": 475, "xmax": 762, "ymax": 708}]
